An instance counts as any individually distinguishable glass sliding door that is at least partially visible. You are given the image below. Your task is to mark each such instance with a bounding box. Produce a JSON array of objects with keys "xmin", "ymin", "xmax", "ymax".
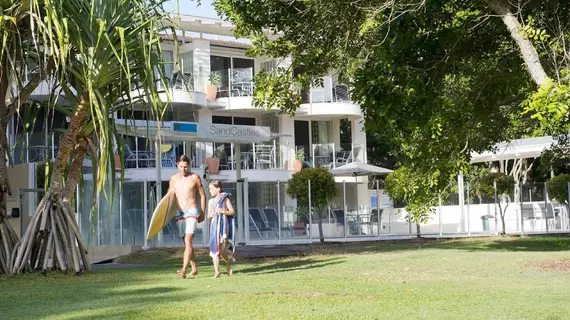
[
  {"xmin": 231, "ymin": 57, "xmax": 254, "ymax": 97},
  {"xmin": 210, "ymin": 56, "xmax": 231, "ymax": 98}
]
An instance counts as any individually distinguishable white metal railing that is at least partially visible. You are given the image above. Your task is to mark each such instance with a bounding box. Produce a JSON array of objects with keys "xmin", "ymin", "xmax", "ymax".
[
  {"xmin": 212, "ymin": 141, "xmax": 282, "ymax": 171},
  {"xmin": 302, "ymin": 75, "xmax": 351, "ymax": 104},
  {"xmin": 309, "ymin": 143, "xmax": 365, "ymax": 169}
]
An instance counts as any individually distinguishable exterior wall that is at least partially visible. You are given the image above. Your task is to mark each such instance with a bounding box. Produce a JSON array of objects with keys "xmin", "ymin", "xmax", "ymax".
[
  {"xmin": 193, "ymin": 38, "xmax": 210, "ymax": 92},
  {"xmin": 279, "ymin": 115, "xmax": 295, "ymax": 170},
  {"xmin": 6, "ymin": 163, "xmax": 35, "ymax": 237}
]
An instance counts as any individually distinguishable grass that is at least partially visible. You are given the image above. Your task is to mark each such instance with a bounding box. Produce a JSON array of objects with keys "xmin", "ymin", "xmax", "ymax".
[{"xmin": 1, "ymin": 236, "xmax": 570, "ymax": 319}]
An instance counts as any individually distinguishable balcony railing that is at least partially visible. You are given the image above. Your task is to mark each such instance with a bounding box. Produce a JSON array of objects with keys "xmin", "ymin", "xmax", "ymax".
[
  {"xmin": 211, "ymin": 141, "xmax": 282, "ymax": 170},
  {"xmin": 214, "ymin": 67, "xmax": 254, "ymax": 99},
  {"xmin": 156, "ymin": 71, "xmax": 207, "ymax": 93},
  {"xmin": 301, "ymin": 76, "xmax": 351, "ymax": 104},
  {"xmin": 13, "ymin": 133, "xmax": 60, "ymax": 165},
  {"xmin": 295, "ymin": 143, "xmax": 365, "ymax": 169}
]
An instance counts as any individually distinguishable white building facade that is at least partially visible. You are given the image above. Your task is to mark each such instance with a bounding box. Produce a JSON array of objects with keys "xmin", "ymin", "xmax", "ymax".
[{"xmin": 9, "ymin": 15, "xmax": 373, "ymax": 249}]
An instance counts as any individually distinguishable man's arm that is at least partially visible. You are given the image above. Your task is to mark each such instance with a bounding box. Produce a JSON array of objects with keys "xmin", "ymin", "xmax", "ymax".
[
  {"xmin": 168, "ymin": 176, "xmax": 173, "ymax": 192},
  {"xmin": 195, "ymin": 175, "xmax": 206, "ymax": 214}
]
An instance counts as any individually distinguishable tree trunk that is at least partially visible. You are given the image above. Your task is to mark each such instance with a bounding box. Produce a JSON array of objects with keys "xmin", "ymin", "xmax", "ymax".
[
  {"xmin": 317, "ymin": 218, "xmax": 324, "ymax": 243},
  {"xmin": 416, "ymin": 223, "xmax": 421, "ymax": 238},
  {"xmin": 9, "ymin": 92, "xmax": 91, "ymax": 274},
  {"xmin": 49, "ymin": 91, "xmax": 90, "ymax": 198},
  {"xmin": 62, "ymin": 138, "xmax": 88, "ymax": 202},
  {"xmin": 0, "ymin": 116, "xmax": 14, "ymax": 274},
  {"xmin": 485, "ymin": 0, "xmax": 550, "ymax": 87},
  {"xmin": 498, "ymin": 200, "xmax": 509, "ymax": 235}
]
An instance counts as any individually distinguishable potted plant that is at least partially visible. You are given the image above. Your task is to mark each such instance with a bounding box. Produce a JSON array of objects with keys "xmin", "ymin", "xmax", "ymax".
[
  {"xmin": 206, "ymin": 72, "xmax": 220, "ymax": 101},
  {"xmin": 292, "ymin": 150, "xmax": 304, "ymax": 173},
  {"xmin": 206, "ymin": 147, "xmax": 223, "ymax": 174}
]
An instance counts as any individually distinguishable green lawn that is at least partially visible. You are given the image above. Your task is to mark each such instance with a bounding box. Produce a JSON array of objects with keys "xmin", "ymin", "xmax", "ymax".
[{"xmin": 1, "ymin": 236, "xmax": 570, "ymax": 320}]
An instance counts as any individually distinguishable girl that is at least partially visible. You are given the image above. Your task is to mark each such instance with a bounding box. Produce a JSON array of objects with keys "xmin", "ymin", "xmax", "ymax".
[{"xmin": 208, "ymin": 180, "xmax": 235, "ymax": 278}]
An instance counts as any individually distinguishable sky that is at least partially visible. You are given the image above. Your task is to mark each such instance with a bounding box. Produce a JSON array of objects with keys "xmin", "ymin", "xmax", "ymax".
[{"xmin": 164, "ymin": 0, "xmax": 221, "ymax": 18}]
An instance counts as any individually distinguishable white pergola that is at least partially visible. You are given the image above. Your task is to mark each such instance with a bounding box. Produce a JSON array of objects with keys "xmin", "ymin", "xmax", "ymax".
[{"xmin": 470, "ymin": 136, "xmax": 554, "ymax": 163}]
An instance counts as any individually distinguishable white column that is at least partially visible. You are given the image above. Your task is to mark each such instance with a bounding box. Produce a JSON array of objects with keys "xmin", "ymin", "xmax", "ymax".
[
  {"xmin": 351, "ymin": 117, "xmax": 368, "ymax": 208},
  {"xmin": 279, "ymin": 115, "xmax": 295, "ymax": 170},
  {"xmin": 192, "ymin": 39, "xmax": 211, "ymax": 92},
  {"xmin": 197, "ymin": 109, "xmax": 213, "ymax": 164},
  {"xmin": 331, "ymin": 119, "xmax": 341, "ymax": 150},
  {"xmin": 458, "ymin": 171, "xmax": 465, "ymax": 233}
]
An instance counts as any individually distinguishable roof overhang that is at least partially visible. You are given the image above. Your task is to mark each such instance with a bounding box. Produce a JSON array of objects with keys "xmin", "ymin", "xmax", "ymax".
[
  {"xmin": 470, "ymin": 136, "xmax": 554, "ymax": 163},
  {"xmin": 116, "ymin": 120, "xmax": 276, "ymax": 143}
]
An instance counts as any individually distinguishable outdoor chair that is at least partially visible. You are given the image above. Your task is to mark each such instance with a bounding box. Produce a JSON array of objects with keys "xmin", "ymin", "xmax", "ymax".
[
  {"xmin": 330, "ymin": 208, "xmax": 345, "ymax": 225},
  {"xmin": 262, "ymin": 207, "xmax": 307, "ymax": 237},
  {"xmin": 370, "ymin": 209, "xmax": 383, "ymax": 223},
  {"xmin": 248, "ymin": 208, "xmax": 274, "ymax": 238}
]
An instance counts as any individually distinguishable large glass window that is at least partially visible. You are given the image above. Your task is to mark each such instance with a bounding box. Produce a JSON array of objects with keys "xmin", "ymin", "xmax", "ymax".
[
  {"xmin": 231, "ymin": 58, "xmax": 254, "ymax": 97},
  {"xmin": 210, "ymin": 56, "xmax": 255, "ymax": 98},
  {"xmin": 162, "ymin": 50, "xmax": 174, "ymax": 80},
  {"xmin": 210, "ymin": 56, "xmax": 231, "ymax": 97}
]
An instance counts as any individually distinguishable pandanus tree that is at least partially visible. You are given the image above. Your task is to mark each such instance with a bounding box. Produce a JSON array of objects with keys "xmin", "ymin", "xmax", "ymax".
[
  {"xmin": 10, "ymin": 0, "xmax": 173, "ymax": 274},
  {"xmin": 0, "ymin": 0, "xmax": 54, "ymax": 274}
]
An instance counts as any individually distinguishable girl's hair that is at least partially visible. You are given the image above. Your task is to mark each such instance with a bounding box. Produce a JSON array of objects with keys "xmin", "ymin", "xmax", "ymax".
[{"xmin": 209, "ymin": 180, "xmax": 223, "ymax": 192}]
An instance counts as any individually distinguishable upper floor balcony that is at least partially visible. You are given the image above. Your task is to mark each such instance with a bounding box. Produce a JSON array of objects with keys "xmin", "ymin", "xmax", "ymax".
[
  {"xmin": 296, "ymin": 76, "xmax": 361, "ymax": 120},
  {"xmin": 296, "ymin": 143, "xmax": 366, "ymax": 169},
  {"xmin": 155, "ymin": 71, "xmax": 207, "ymax": 108}
]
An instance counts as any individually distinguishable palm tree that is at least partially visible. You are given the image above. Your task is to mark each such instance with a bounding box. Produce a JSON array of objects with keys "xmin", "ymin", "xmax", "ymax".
[
  {"xmin": 11, "ymin": 0, "xmax": 173, "ymax": 274},
  {"xmin": 0, "ymin": 0, "xmax": 53, "ymax": 274}
]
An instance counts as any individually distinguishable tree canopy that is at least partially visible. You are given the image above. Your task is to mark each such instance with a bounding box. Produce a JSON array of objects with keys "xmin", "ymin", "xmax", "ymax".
[{"xmin": 214, "ymin": 0, "xmax": 570, "ymax": 214}]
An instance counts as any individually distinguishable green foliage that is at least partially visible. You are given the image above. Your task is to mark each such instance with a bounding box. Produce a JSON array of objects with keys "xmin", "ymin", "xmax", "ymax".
[
  {"xmin": 294, "ymin": 150, "xmax": 304, "ymax": 161},
  {"xmin": 538, "ymin": 135, "xmax": 570, "ymax": 176},
  {"xmin": 522, "ymin": 78, "xmax": 570, "ymax": 134},
  {"xmin": 251, "ymin": 68, "xmax": 304, "ymax": 115},
  {"xmin": 214, "ymin": 0, "xmax": 570, "ymax": 209},
  {"xmin": 475, "ymin": 172, "xmax": 515, "ymax": 199},
  {"xmin": 384, "ymin": 167, "xmax": 441, "ymax": 225},
  {"xmin": 546, "ymin": 174, "xmax": 570, "ymax": 205},
  {"xmin": 209, "ymin": 72, "xmax": 221, "ymax": 86},
  {"xmin": 286, "ymin": 167, "xmax": 338, "ymax": 218}
]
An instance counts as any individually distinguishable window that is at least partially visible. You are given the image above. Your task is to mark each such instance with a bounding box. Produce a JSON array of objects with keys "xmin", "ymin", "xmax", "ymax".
[
  {"xmin": 212, "ymin": 116, "xmax": 232, "ymax": 124},
  {"xmin": 261, "ymin": 113, "xmax": 279, "ymax": 133},
  {"xmin": 179, "ymin": 51, "xmax": 193, "ymax": 74},
  {"xmin": 162, "ymin": 50, "xmax": 174, "ymax": 80},
  {"xmin": 233, "ymin": 117, "xmax": 255, "ymax": 126},
  {"xmin": 212, "ymin": 116, "xmax": 255, "ymax": 126},
  {"xmin": 261, "ymin": 60, "xmax": 277, "ymax": 72},
  {"xmin": 210, "ymin": 56, "xmax": 231, "ymax": 88}
]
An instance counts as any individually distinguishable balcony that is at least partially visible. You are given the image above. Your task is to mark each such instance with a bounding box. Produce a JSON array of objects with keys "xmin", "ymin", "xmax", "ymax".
[
  {"xmin": 295, "ymin": 143, "xmax": 365, "ymax": 169},
  {"xmin": 298, "ymin": 76, "xmax": 361, "ymax": 120},
  {"xmin": 210, "ymin": 141, "xmax": 284, "ymax": 171},
  {"xmin": 155, "ymin": 72, "xmax": 207, "ymax": 108}
]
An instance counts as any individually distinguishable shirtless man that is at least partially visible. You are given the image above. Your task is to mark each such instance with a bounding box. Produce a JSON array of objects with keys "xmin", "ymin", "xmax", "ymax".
[{"xmin": 169, "ymin": 154, "xmax": 206, "ymax": 279}]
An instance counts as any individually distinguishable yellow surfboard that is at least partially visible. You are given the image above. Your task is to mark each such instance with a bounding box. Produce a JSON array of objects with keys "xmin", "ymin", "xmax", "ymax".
[{"xmin": 147, "ymin": 190, "xmax": 178, "ymax": 239}]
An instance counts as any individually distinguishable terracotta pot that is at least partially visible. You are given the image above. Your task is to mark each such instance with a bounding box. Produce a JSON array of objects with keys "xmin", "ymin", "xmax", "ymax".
[
  {"xmin": 206, "ymin": 84, "xmax": 217, "ymax": 101},
  {"xmin": 292, "ymin": 159, "xmax": 303, "ymax": 173},
  {"xmin": 206, "ymin": 157, "xmax": 220, "ymax": 174},
  {"xmin": 294, "ymin": 222, "xmax": 305, "ymax": 236},
  {"xmin": 114, "ymin": 154, "xmax": 121, "ymax": 169}
]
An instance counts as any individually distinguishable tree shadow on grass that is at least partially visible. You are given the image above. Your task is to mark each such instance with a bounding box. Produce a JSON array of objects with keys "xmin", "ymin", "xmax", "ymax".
[
  {"xmin": 117, "ymin": 286, "xmax": 183, "ymax": 295},
  {"xmin": 238, "ymin": 257, "xmax": 345, "ymax": 275},
  {"xmin": 0, "ymin": 272, "xmax": 196, "ymax": 319},
  {"xmin": 278, "ymin": 234, "xmax": 570, "ymax": 257},
  {"xmin": 429, "ymin": 236, "xmax": 570, "ymax": 252}
]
